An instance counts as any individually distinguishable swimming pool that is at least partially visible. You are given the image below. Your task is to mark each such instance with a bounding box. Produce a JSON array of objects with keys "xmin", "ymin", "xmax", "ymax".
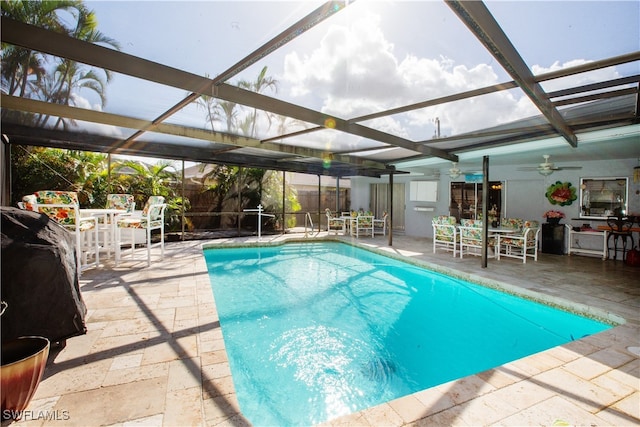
[{"xmin": 204, "ymin": 241, "xmax": 612, "ymax": 425}]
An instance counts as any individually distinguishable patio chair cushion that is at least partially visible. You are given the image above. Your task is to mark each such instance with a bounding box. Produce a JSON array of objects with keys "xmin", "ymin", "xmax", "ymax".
[
  {"xmin": 500, "ymin": 220, "xmax": 539, "ymax": 247},
  {"xmin": 21, "ymin": 194, "xmax": 38, "ymax": 211},
  {"xmin": 34, "ymin": 191, "xmax": 93, "ymax": 229},
  {"xmin": 502, "ymin": 218, "xmax": 524, "ymax": 230},
  {"xmin": 118, "ymin": 196, "xmax": 165, "ymax": 229},
  {"xmin": 106, "ymin": 194, "xmax": 135, "ymax": 213},
  {"xmin": 432, "ymin": 215, "xmax": 457, "ymax": 242}
]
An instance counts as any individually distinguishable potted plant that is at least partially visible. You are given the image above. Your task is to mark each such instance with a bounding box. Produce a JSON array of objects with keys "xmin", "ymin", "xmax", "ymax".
[
  {"xmin": 1, "ymin": 301, "xmax": 50, "ymax": 421},
  {"xmin": 543, "ymin": 210, "xmax": 565, "ymax": 225}
]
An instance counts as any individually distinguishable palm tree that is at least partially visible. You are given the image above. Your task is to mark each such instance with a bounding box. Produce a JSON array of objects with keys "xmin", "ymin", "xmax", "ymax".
[
  {"xmin": 1, "ymin": 0, "xmax": 84, "ymax": 123},
  {"xmin": 218, "ymin": 100, "xmax": 239, "ymax": 133},
  {"xmin": 1, "ymin": 1, "xmax": 120, "ymax": 128},
  {"xmin": 238, "ymin": 66, "xmax": 278, "ymax": 137},
  {"xmin": 194, "ymin": 73, "xmax": 221, "ymax": 131},
  {"xmin": 50, "ymin": 4, "xmax": 120, "ymax": 129},
  {"xmin": 114, "ymin": 160, "xmax": 178, "ymax": 199}
]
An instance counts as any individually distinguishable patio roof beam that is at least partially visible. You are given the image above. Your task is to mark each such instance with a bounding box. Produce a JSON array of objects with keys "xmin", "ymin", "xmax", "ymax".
[
  {"xmin": 213, "ymin": 84, "xmax": 458, "ymax": 161},
  {"xmin": 1, "ymin": 17, "xmax": 457, "ymax": 166},
  {"xmin": 1, "ymin": 95, "xmax": 388, "ymax": 171},
  {"xmin": 534, "ymin": 51, "xmax": 640, "ymax": 82},
  {"xmin": 447, "ymin": 0, "xmax": 578, "ymax": 147},
  {"xmin": 552, "ymin": 87, "xmax": 638, "ymax": 108},
  {"xmin": 3, "ymin": 123, "xmax": 390, "ymax": 177},
  {"xmin": 121, "ymin": 1, "xmax": 350, "ymax": 146},
  {"xmin": 351, "ymin": 81, "xmax": 519, "ymax": 123},
  {"xmin": 546, "ymin": 75, "xmax": 640, "ymax": 99},
  {"xmin": 351, "ymin": 53, "xmax": 640, "ymax": 125}
]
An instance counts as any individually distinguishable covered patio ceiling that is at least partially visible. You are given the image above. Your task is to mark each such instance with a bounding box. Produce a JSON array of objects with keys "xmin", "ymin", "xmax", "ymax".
[{"xmin": 2, "ymin": 1, "xmax": 639, "ymax": 178}]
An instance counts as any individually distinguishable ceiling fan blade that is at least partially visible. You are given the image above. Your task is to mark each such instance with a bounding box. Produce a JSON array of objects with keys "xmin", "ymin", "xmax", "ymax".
[{"xmin": 557, "ymin": 166, "xmax": 582, "ymax": 170}]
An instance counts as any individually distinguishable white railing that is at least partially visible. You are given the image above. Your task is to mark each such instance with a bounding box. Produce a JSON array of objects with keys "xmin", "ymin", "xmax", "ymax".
[
  {"xmin": 243, "ymin": 204, "xmax": 275, "ymax": 241},
  {"xmin": 304, "ymin": 212, "xmax": 314, "ymax": 237}
]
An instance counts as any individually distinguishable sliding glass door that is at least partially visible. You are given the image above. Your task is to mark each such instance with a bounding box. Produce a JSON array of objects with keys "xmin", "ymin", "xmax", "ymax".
[{"xmin": 450, "ymin": 181, "xmax": 502, "ymax": 222}]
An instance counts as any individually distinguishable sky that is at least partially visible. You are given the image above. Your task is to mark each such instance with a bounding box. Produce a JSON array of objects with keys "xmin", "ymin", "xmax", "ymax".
[{"xmin": 67, "ymin": 1, "xmax": 639, "ymax": 154}]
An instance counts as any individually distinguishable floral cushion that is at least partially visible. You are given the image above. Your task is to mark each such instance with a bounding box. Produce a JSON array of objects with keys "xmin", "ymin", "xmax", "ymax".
[
  {"xmin": 502, "ymin": 218, "xmax": 524, "ymax": 230},
  {"xmin": 33, "ymin": 190, "xmax": 97, "ymax": 231},
  {"xmin": 118, "ymin": 196, "xmax": 165, "ymax": 229},
  {"xmin": 328, "ymin": 218, "xmax": 344, "ymax": 228},
  {"xmin": 21, "ymin": 194, "xmax": 38, "ymax": 211},
  {"xmin": 357, "ymin": 216, "xmax": 373, "ymax": 226},
  {"xmin": 34, "ymin": 190, "xmax": 79, "ymax": 226},
  {"xmin": 141, "ymin": 196, "xmax": 165, "ymax": 216},
  {"xmin": 460, "ymin": 219, "xmax": 481, "ymax": 242},
  {"xmin": 433, "ymin": 216, "xmax": 457, "ymax": 242},
  {"xmin": 460, "ymin": 218, "xmax": 495, "ymax": 247},
  {"xmin": 106, "ymin": 194, "xmax": 135, "ymax": 213},
  {"xmin": 117, "ymin": 218, "xmax": 164, "ymax": 229},
  {"xmin": 500, "ymin": 220, "xmax": 539, "ymax": 247},
  {"xmin": 325, "ymin": 210, "xmax": 345, "ymax": 230}
]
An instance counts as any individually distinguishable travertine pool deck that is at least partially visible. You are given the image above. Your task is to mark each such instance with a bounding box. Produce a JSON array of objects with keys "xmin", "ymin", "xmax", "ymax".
[{"xmin": 7, "ymin": 232, "xmax": 639, "ymax": 426}]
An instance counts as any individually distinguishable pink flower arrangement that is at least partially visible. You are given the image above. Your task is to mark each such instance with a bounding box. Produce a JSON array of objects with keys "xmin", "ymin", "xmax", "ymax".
[{"xmin": 543, "ymin": 210, "xmax": 565, "ymax": 219}]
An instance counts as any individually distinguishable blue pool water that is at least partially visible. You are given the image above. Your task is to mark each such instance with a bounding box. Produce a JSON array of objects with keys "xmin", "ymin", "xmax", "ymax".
[{"xmin": 204, "ymin": 242, "xmax": 611, "ymax": 426}]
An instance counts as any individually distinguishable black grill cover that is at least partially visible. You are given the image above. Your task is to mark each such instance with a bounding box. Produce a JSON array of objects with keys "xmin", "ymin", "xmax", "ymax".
[{"xmin": 1, "ymin": 207, "xmax": 87, "ymax": 343}]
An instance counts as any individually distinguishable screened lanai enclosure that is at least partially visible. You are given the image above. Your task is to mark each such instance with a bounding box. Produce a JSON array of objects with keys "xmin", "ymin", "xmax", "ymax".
[{"xmin": 2, "ymin": 1, "xmax": 639, "ymax": 238}]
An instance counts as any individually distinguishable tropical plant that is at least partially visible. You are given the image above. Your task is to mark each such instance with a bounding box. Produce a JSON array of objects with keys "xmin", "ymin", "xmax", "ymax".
[
  {"xmin": 113, "ymin": 160, "xmax": 178, "ymax": 200},
  {"xmin": 260, "ymin": 171, "xmax": 301, "ymax": 229},
  {"xmin": 112, "ymin": 159, "xmax": 186, "ymax": 230},
  {"xmin": 10, "ymin": 146, "xmax": 108, "ymax": 207},
  {"xmin": 191, "ymin": 66, "xmax": 298, "ymax": 231}
]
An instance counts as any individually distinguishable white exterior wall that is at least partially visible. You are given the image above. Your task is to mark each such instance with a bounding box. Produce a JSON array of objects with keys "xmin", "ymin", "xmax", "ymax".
[{"xmin": 351, "ymin": 158, "xmax": 639, "ymax": 241}]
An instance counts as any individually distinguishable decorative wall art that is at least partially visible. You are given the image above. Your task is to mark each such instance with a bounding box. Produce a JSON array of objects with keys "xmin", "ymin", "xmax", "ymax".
[{"xmin": 545, "ymin": 181, "xmax": 577, "ymax": 206}]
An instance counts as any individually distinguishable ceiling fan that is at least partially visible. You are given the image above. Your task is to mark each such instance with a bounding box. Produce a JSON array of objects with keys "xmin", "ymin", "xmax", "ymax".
[
  {"xmin": 518, "ymin": 155, "xmax": 582, "ymax": 176},
  {"xmin": 448, "ymin": 162, "xmax": 481, "ymax": 179}
]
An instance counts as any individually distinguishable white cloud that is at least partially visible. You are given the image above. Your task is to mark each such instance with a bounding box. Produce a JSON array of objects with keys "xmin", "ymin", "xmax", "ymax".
[
  {"xmin": 283, "ymin": 12, "xmax": 622, "ymax": 140},
  {"xmin": 282, "ymin": 11, "xmax": 532, "ymax": 138},
  {"xmin": 533, "ymin": 59, "xmax": 621, "ymax": 92},
  {"xmin": 69, "ymin": 93, "xmax": 124, "ymax": 138}
]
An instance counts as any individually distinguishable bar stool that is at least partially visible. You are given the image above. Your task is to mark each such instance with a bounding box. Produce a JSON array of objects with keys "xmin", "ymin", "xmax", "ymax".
[{"xmin": 606, "ymin": 216, "xmax": 634, "ymax": 261}]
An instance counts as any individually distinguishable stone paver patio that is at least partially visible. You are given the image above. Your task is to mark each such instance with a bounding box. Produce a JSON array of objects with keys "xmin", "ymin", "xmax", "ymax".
[{"xmin": 7, "ymin": 232, "xmax": 639, "ymax": 426}]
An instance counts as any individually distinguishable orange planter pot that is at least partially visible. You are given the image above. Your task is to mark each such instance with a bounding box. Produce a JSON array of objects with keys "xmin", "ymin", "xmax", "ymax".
[{"xmin": 1, "ymin": 336, "xmax": 50, "ymax": 421}]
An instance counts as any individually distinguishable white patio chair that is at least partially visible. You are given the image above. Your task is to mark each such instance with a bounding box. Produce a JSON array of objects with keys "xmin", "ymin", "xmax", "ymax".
[
  {"xmin": 116, "ymin": 196, "xmax": 166, "ymax": 266},
  {"xmin": 432, "ymin": 215, "xmax": 458, "ymax": 257},
  {"xmin": 496, "ymin": 220, "xmax": 540, "ymax": 263},
  {"xmin": 325, "ymin": 209, "xmax": 346, "ymax": 235},
  {"xmin": 34, "ymin": 190, "xmax": 99, "ymax": 272},
  {"xmin": 350, "ymin": 214, "xmax": 374, "ymax": 238}
]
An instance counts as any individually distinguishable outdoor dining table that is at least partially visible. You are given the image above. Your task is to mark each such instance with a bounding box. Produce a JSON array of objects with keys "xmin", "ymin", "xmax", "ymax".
[
  {"xmin": 80, "ymin": 208, "xmax": 127, "ymax": 260},
  {"xmin": 487, "ymin": 227, "xmax": 520, "ymax": 259}
]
